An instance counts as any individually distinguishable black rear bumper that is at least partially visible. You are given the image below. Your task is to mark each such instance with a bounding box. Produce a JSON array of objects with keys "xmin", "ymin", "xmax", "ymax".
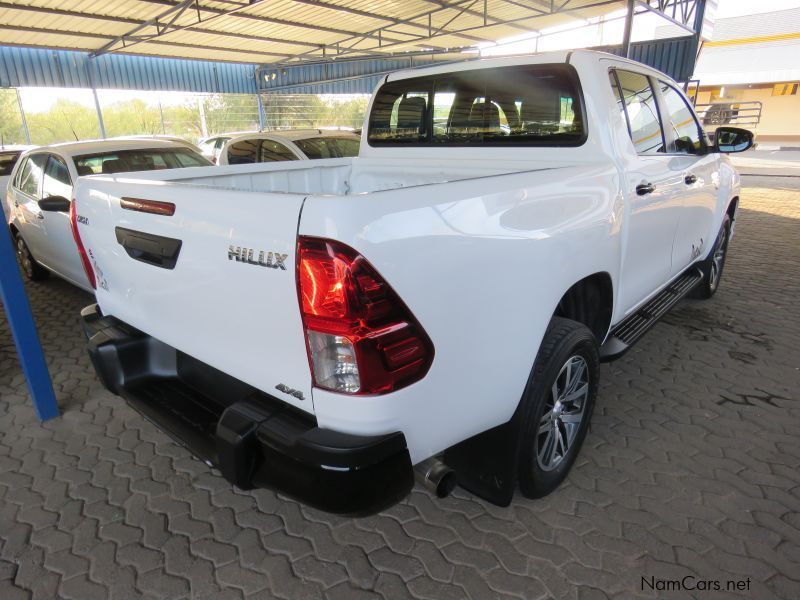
[{"xmin": 80, "ymin": 304, "xmax": 413, "ymax": 515}]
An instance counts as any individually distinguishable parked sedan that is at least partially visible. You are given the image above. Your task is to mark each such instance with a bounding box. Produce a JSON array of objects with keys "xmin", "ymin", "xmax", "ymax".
[
  {"xmin": 1, "ymin": 145, "xmax": 34, "ymax": 219},
  {"xmin": 217, "ymin": 129, "xmax": 360, "ymax": 165},
  {"xmin": 6, "ymin": 139, "xmax": 210, "ymax": 292}
]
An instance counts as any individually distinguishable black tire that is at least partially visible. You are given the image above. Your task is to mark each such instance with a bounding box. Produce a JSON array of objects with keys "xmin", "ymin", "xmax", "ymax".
[
  {"xmin": 14, "ymin": 232, "xmax": 49, "ymax": 282},
  {"xmin": 689, "ymin": 213, "xmax": 731, "ymax": 300},
  {"xmin": 518, "ymin": 317, "xmax": 599, "ymax": 499}
]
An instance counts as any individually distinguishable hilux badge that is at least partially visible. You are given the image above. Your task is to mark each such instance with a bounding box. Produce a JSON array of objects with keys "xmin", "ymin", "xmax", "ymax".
[{"xmin": 228, "ymin": 245, "xmax": 287, "ymax": 270}]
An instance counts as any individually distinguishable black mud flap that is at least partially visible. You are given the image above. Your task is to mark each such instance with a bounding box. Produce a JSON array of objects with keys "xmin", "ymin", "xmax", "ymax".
[{"xmin": 444, "ymin": 406, "xmax": 524, "ymax": 507}]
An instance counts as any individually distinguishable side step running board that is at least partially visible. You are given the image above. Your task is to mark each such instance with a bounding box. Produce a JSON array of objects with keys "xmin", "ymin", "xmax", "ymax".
[{"xmin": 600, "ymin": 267, "xmax": 703, "ymax": 361}]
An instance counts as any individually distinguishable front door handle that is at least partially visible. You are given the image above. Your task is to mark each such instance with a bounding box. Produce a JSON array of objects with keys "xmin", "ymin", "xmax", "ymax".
[
  {"xmin": 636, "ymin": 182, "xmax": 656, "ymax": 196},
  {"xmin": 684, "ymin": 174, "xmax": 697, "ymax": 185}
]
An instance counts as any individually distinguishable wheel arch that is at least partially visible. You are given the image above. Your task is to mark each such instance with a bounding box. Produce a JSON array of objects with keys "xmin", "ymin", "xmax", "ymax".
[
  {"xmin": 727, "ymin": 196, "xmax": 739, "ymax": 219},
  {"xmin": 553, "ymin": 272, "xmax": 614, "ymax": 343}
]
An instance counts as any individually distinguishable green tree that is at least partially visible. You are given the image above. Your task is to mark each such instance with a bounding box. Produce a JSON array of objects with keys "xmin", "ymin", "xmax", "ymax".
[
  {"xmin": 102, "ymin": 99, "xmax": 163, "ymax": 137},
  {"xmin": 0, "ymin": 89, "xmax": 26, "ymax": 145},
  {"xmin": 26, "ymin": 99, "xmax": 100, "ymax": 144}
]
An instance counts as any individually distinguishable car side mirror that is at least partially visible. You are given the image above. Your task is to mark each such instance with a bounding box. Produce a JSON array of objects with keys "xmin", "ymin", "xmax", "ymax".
[
  {"xmin": 714, "ymin": 127, "xmax": 754, "ymax": 153},
  {"xmin": 38, "ymin": 195, "xmax": 71, "ymax": 212}
]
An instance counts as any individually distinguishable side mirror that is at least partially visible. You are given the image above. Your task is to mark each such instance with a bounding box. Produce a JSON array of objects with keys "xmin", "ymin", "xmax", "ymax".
[
  {"xmin": 714, "ymin": 127, "xmax": 754, "ymax": 153},
  {"xmin": 38, "ymin": 195, "xmax": 71, "ymax": 212}
]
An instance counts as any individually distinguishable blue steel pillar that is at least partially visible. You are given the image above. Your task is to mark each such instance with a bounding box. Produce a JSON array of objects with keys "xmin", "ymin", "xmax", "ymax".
[{"xmin": 0, "ymin": 225, "xmax": 59, "ymax": 421}]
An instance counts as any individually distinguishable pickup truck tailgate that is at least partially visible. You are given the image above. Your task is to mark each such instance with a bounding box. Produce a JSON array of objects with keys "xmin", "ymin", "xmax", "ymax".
[{"xmin": 74, "ymin": 177, "xmax": 313, "ymax": 413}]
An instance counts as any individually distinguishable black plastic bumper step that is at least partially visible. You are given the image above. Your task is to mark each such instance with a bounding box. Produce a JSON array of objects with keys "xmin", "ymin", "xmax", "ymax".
[{"xmin": 600, "ymin": 267, "xmax": 703, "ymax": 361}]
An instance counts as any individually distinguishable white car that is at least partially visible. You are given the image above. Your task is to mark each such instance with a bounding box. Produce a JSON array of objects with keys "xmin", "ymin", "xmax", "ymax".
[
  {"xmin": 113, "ymin": 135, "xmax": 203, "ymax": 154},
  {"xmin": 1, "ymin": 145, "xmax": 34, "ymax": 220},
  {"xmin": 198, "ymin": 131, "xmax": 252, "ymax": 164},
  {"xmin": 7, "ymin": 139, "xmax": 210, "ymax": 292},
  {"xmin": 207, "ymin": 129, "xmax": 360, "ymax": 165},
  {"xmin": 74, "ymin": 51, "xmax": 751, "ymax": 514}
]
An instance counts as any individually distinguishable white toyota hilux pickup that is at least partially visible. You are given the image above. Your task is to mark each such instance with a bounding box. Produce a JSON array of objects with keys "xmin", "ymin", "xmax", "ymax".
[{"xmin": 73, "ymin": 50, "xmax": 752, "ymax": 515}]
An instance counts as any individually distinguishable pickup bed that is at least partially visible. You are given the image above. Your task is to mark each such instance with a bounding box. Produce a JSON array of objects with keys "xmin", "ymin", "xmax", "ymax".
[{"xmin": 73, "ymin": 50, "xmax": 750, "ymax": 514}]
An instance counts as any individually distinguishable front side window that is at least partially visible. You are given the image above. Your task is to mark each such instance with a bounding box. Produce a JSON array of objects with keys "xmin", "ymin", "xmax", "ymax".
[
  {"xmin": 293, "ymin": 137, "xmax": 360, "ymax": 159},
  {"xmin": 74, "ymin": 148, "xmax": 211, "ymax": 175},
  {"xmin": 368, "ymin": 64, "xmax": 585, "ymax": 147},
  {"xmin": 16, "ymin": 154, "xmax": 46, "ymax": 197},
  {"xmin": 610, "ymin": 69, "xmax": 665, "ymax": 154},
  {"xmin": 42, "ymin": 155, "xmax": 73, "ymax": 199},
  {"xmin": 658, "ymin": 81, "xmax": 704, "ymax": 154}
]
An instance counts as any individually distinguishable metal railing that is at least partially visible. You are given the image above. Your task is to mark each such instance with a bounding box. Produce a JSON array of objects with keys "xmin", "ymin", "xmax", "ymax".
[{"xmin": 694, "ymin": 101, "xmax": 763, "ymax": 131}]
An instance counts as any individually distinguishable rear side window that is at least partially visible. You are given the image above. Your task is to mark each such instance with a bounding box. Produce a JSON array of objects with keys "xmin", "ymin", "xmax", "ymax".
[
  {"xmin": 74, "ymin": 149, "xmax": 211, "ymax": 174},
  {"xmin": 0, "ymin": 152, "xmax": 21, "ymax": 176},
  {"xmin": 610, "ymin": 69, "xmax": 665, "ymax": 154},
  {"xmin": 293, "ymin": 137, "xmax": 360, "ymax": 159},
  {"xmin": 16, "ymin": 155, "xmax": 46, "ymax": 197},
  {"xmin": 226, "ymin": 139, "xmax": 297, "ymax": 164},
  {"xmin": 658, "ymin": 81, "xmax": 704, "ymax": 154},
  {"xmin": 368, "ymin": 64, "xmax": 585, "ymax": 147}
]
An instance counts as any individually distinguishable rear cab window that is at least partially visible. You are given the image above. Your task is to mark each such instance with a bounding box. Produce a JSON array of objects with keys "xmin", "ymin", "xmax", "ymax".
[{"xmin": 367, "ymin": 64, "xmax": 585, "ymax": 147}]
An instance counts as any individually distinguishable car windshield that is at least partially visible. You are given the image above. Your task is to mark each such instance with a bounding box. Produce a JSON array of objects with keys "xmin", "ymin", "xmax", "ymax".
[
  {"xmin": 293, "ymin": 137, "xmax": 360, "ymax": 159},
  {"xmin": 73, "ymin": 148, "xmax": 211, "ymax": 175},
  {"xmin": 0, "ymin": 152, "xmax": 22, "ymax": 176}
]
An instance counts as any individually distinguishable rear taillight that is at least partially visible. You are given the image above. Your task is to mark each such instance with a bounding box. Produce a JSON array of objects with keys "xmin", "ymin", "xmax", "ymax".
[
  {"xmin": 69, "ymin": 199, "xmax": 96, "ymax": 290},
  {"xmin": 297, "ymin": 237, "xmax": 433, "ymax": 395}
]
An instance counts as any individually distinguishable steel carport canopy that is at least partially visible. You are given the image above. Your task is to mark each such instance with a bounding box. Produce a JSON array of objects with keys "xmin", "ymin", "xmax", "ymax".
[{"xmin": 0, "ymin": 0, "xmax": 630, "ymax": 64}]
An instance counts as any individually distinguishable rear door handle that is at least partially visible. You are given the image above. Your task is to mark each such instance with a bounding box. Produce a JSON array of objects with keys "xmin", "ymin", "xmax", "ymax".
[
  {"xmin": 684, "ymin": 174, "xmax": 697, "ymax": 185},
  {"xmin": 636, "ymin": 183, "xmax": 656, "ymax": 196}
]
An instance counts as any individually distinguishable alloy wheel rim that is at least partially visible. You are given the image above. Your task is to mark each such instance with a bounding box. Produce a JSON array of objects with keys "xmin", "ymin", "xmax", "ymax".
[
  {"xmin": 709, "ymin": 227, "xmax": 727, "ymax": 290},
  {"xmin": 536, "ymin": 355, "xmax": 589, "ymax": 472}
]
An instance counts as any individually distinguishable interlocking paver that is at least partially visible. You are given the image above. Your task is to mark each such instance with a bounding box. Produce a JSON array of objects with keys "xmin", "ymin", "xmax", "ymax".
[{"xmin": 1, "ymin": 183, "xmax": 799, "ymax": 599}]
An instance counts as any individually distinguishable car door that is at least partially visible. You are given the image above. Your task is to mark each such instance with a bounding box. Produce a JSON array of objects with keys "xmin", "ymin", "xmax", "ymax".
[
  {"xmin": 610, "ymin": 68, "xmax": 686, "ymax": 313},
  {"xmin": 11, "ymin": 154, "xmax": 48, "ymax": 262},
  {"xmin": 39, "ymin": 153, "xmax": 86, "ymax": 286},
  {"xmin": 655, "ymin": 80, "xmax": 720, "ymax": 274}
]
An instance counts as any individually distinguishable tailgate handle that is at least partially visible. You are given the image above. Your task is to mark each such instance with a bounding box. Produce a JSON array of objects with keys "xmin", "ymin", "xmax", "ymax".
[{"xmin": 115, "ymin": 227, "xmax": 182, "ymax": 270}]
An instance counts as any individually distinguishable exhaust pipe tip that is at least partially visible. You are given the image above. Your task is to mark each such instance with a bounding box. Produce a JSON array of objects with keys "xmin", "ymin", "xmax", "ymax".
[{"xmin": 415, "ymin": 458, "xmax": 457, "ymax": 498}]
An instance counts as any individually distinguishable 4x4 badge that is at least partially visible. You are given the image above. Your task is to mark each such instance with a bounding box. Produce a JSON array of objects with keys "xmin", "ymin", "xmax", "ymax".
[{"xmin": 228, "ymin": 245, "xmax": 287, "ymax": 270}]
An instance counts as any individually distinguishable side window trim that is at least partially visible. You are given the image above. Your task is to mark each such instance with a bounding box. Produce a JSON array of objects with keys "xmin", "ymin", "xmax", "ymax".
[
  {"xmin": 654, "ymin": 79, "xmax": 707, "ymax": 156},
  {"xmin": 13, "ymin": 156, "xmax": 29, "ymax": 190},
  {"xmin": 610, "ymin": 69, "xmax": 633, "ymax": 140},
  {"xmin": 609, "ymin": 67, "xmax": 667, "ymax": 156},
  {"xmin": 17, "ymin": 153, "xmax": 47, "ymax": 199}
]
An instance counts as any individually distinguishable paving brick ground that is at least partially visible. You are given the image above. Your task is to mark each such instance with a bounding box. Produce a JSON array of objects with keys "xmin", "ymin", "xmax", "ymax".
[{"xmin": 1, "ymin": 181, "xmax": 798, "ymax": 599}]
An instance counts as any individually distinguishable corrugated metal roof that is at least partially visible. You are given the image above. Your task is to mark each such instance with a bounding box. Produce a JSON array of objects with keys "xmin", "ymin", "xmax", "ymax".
[
  {"xmin": 261, "ymin": 36, "xmax": 701, "ymax": 94},
  {"xmin": 0, "ymin": 0, "xmax": 627, "ymax": 65},
  {"xmin": 0, "ymin": 45, "xmax": 258, "ymax": 93}
]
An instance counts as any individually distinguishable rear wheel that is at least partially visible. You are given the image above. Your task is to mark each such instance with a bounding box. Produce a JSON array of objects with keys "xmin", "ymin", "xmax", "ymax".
[
  {"xmin": 690, "ymin": 213, "xmax": 731, "ymax": 300},
  {"xmin": 518, "ymin": 317, "xmax": 599, "ymax": 498},
  {"xmin": 14, "ymin": 233, "xmax": 49, "ymax": 281}
]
